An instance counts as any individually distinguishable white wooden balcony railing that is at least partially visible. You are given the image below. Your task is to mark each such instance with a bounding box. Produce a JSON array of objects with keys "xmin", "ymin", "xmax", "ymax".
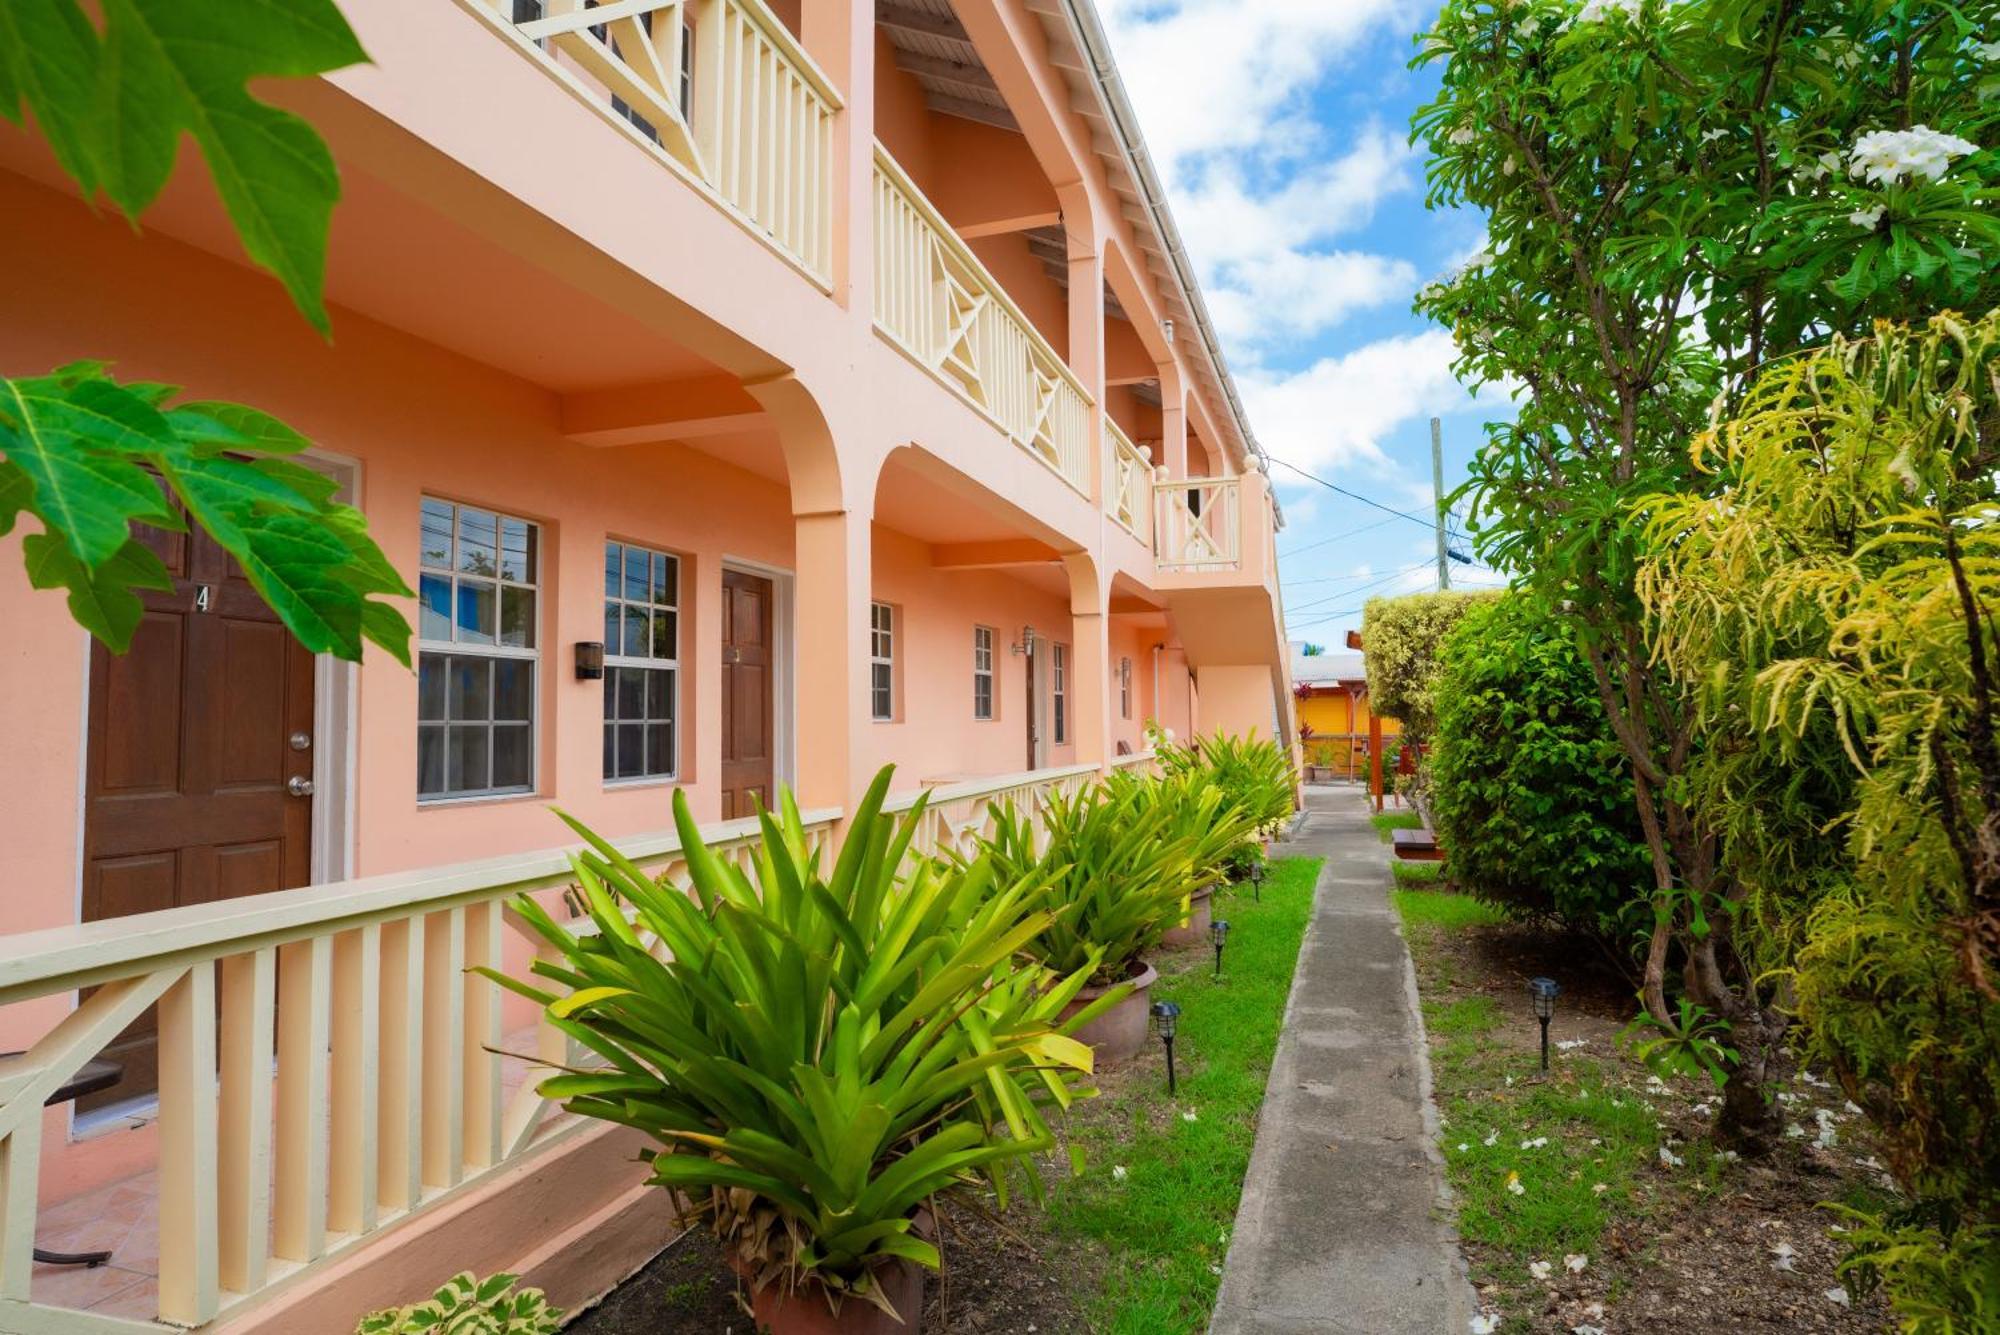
[
  {"xmin": 1105, "ymin": 418, "xmax": 1154, "ymax": 546},
  {"xmin": 872, "ymin": 146, "xmax": 1094, "ymax": 496},
  {"xmin": 884, "ymin": 763, "xmax": 1100, "ymax": 861},
  {"xmin": 0, "ymin": 758, "xmax": 1119, "ymax": 1331},
  {"xmin": 0, "ymin": 809, "xmax": 835, "ymax": 1330},
  {"xmin": 478, "ymin": 0, "xmax": 842, "ymax": 284},
  {"xmin": 1155, "ymin": 476, "xmax": 1243, "ymax": 572}
]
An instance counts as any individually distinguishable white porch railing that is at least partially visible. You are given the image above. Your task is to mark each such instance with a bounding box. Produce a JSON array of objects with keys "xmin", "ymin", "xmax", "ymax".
[
  {"xmin": 1155, "ymin": 476, "xmax": 1243, "ymax": 572},
  {"xmin": 1105, "ymin": 418, "xmax": 1154, "ymax": 546},
  {"xmin": 475, "ymin": 0, "xmax": 841, "ymax": 284},
  {"xmin": 1109, "ymin": 749, "xmax": 1159, "ymax": 776},
  {"xmin": 883, "ymin": 764, "xmax": 1102, "ymax": 862},
  {"xmin": 0, "ymin": 809, "xmax": 836, "ymax": 1331},
  {"xmin": 872, "ymin": 146, "xmax": 1094, "ymax": 496}
]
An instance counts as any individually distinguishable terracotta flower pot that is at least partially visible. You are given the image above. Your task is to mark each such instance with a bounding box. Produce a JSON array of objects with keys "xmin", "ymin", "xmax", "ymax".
[
  {"xmin": 742, "ymin": 1262, "xmax": 927, "ymax": 1335},
  {"xmin": 1160, "ymin": 885, "xmax": 1215, "ymax": 948},
  {"xmin": 728, "ymin": 1214, "xmax": 932, "ymax": 1335},
  {"xmin": 1058, "ymin": 958, "xmax": 1158, "ymax": 1063}
]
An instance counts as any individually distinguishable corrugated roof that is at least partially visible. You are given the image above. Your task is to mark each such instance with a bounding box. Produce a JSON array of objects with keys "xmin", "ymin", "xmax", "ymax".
[{"xmin": 1291, "ymin": 647, "xmax": 1366, "ymax": 685}]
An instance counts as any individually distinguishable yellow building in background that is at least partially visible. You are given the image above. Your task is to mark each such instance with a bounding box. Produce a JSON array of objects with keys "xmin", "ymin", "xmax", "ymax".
[{"xmin": 1291, "ymin": 643, "xmax": 1400, "ymax": 781}]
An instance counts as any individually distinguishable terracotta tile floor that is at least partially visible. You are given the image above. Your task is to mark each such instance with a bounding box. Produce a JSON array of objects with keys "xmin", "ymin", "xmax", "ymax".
[{"xmin": 30, "ymin": 1025, "xmax": 547, "ymax": 1320}]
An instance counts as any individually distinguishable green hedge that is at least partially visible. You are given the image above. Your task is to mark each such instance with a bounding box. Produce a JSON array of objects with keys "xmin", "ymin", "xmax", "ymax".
[{"xmin": 1427, "ymin": 594, "xmax": 1648, "ymax": 938}]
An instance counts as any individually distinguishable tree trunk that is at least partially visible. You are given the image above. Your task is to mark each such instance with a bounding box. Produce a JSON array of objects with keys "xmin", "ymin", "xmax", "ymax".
[{"xmin": 1714, "ymin": 1013, "xmax": 1785, "ymax": 1154}]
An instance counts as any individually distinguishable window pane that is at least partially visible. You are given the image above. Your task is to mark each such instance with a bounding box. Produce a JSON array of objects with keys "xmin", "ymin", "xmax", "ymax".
[
  {"xmin": 500, "ymin": 518, "xmax": 535, "ymax": 583},
  {"xmin": 624, "ymin": 546, "xmax": 648, "ymax": 601},
  {"xmin": 604, "ymin": 544, "xmax": 623, "ymax": 598},
  {"xmin": 602, "ymin": 723, "xmax": 616, "ymax": 779},
  {"xmin": 419, "ymin": 575, "xmax": 452, "ymax": 643},
  {"xmin": 604, "ymin": 601, "xmax": 621, "ymax": 657},
  {"xmin": 647, "ymin": 667, "xmax": 671, "ymax": 720},
  {"xmin": 420, "ymin": 500, "xmax": 455, "ymax": 571},
  {"xmin": 617, "ymin": 723, "xmax": 644, "ymax": 778},
  {"xmin": 652, "ymin": 553, "xmax": 676, "ymax": 605},
  {"xmin": 617, "ymin": 665, "xmax": 645, "ymax": 720},
  {"xmin": 603, "ymin": 670, "xmax": 617, "ymax": 720},
  {"xmin": 624, "ymin": 604, "xmax": 649, "ymax": 660},
  {"xmin": 493, "ymin": 658, "xmax": 532, "ymax": 721},
  {"xmin": 418, "ymin": 725, "xmax": 445, "ymax": 795},
  {"xmin": 652, "ymin": 609, "xmax": 676, "ymax": 660},
  {"xmin": 458, "ymin": 507, "xmax": 499, "ymax": 577},
  {"xmin": 500, "ymin": 586, "xmax": 536, "ymax": 648},
  {"xmin": 491, "ymin": 724, "xmax": 531, "ymax": 790},
  {"xmin": 418, "ymin": 654, "xmax": 446, "ymax": 721},
  {"xmin": 448, "ymin": 725, "xmax": 490, "ymax": 792},
  {"xmin": 647, "ymin": 722, "xmax": 671, "ymax": 775},
  {"xmin": 449, "ymin": 657, "xmax": 491, "ymax": 721},
  {"xmin": 456, "ymin": 579, "xmax": 496, "ymax": 644}
]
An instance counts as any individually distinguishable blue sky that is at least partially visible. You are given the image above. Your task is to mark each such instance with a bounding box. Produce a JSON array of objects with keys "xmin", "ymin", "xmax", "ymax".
[{"xmin": 1097, "ymin": 0, "xmax": 1510, "ymax": 646}]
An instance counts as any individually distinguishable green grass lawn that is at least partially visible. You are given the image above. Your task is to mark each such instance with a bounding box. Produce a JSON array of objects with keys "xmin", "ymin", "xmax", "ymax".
[
  {"xmin": 1370, "ymin": 808, "xmax": 1424, "ymax": 841},
  {"xmin": 1391, "ymin": 857, "xmax": 1446, "ymax": 887},
  {"xmin": 1395, "ymin": 891, "xmax": 1731, "ymax": 1333},
  {"xmin": 1042, "ymin": 854, "xmax": 1323, "ymax": 1333}
]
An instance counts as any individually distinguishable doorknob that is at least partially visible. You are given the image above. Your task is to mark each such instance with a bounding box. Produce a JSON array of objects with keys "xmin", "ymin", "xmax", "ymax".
[{"xmin": 288, "ymin": 775, "xmax": 315, "ymax": 797}]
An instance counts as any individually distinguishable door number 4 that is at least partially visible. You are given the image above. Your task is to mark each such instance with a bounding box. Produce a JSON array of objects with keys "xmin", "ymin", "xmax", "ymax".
[{"xmin": 194, "ymin": 585, "xmax": 213, "ymax": 613}]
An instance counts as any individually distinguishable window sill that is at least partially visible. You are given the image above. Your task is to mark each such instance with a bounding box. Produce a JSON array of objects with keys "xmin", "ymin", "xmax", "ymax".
[
  {"xmin": 604, "ymin": 775, "xmax": 680, "ymax": 791},
  {"xmin": 416, "ymin": 789, "xmax": 540, "ymax": 811}
]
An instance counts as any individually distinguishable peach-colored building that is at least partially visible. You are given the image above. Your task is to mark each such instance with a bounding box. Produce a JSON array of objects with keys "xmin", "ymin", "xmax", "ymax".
[{"xmin": 0, "ymin": 1, "xmax": 1292, "ymax": 1329}]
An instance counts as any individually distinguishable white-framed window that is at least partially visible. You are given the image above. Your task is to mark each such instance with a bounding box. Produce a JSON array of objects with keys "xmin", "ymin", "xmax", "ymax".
[
  {"xmin": 603, "ymin": 540, "xmax": 680, "ymax": 782},
  {"xmin": 417, "ymin": 498, "xmax": 539, "ymax": 800},
  {"xmin": 1052, "ymin": 643, "xmax": 1068, "ymax": 745},
  {"xmin": 973, "ymin": 626, "xmax": 996, "ymax": 720},
  {"xmin": 870, "ymin": 602, "xmax": 895, "ymax": 721},
  {"xmin": 1119, "ymin": 656, "xmax": 1133, "ymax": 719}
]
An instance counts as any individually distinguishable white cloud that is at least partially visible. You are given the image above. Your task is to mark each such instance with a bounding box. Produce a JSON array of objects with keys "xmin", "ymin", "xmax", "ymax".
[
  {"xmin": 1205, "ymin": 250, "xmax": 1417, "ymax": 344},
  {"xmin": 1239, "ymin": 329, "xmax": 1473, "ymax": 473},
  {"xmin": 1099, "ymin": 2, "xmax": 1423, "ymax": 349}
]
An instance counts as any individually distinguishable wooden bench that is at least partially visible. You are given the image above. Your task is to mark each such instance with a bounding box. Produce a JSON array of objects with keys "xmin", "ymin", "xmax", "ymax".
[{"xmin": 1391, "ymin": 827, "xmax": 1444, "ymax": 862}]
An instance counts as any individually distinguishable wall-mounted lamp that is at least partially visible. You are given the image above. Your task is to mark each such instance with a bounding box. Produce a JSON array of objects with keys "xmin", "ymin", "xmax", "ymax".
[
  {"xmin": 1011, "ymin": 625, "xmax": 1038, "ymax": 657},
  {"xmin": 574, "ymin": 641, "xmax": 606, "ymax": 680},
  {"xmin": 1162, "ymin": 317, "xmax": 1176, "ymax": 344}
]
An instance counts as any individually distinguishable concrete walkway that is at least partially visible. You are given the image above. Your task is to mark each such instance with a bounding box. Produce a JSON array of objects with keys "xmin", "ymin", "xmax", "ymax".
[{"xmin": 1210, "ymin": 787, "xmax": 1474, "ymax": 1335}]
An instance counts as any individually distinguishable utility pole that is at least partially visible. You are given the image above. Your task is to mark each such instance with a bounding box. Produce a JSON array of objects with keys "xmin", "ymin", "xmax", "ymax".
[{"xmin": 1430, "ymin": 416, "xmax": 1450, "ymax": 591}]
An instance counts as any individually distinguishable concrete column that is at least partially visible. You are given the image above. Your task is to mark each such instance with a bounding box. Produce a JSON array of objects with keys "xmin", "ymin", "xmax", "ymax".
[
  {"xmin": 1197, "ymin": 664, "xmax": 1278, "ymax": 743},
  {"xmin": 802, "ymin": 0, "xmax": 875, "ymax": 316},
  {"xmin": 1061, "ymin": 554, "xmax": 1111, "ymax": 769},
  {"xmin": 791, "ymin": 501, "xmax": 874, "ymax": 811},
  {"xmin": 1159, "ymin": 360, "xmax": 1188, "ymax": 480},
  {"xmin": 1058, "ymin": 183, "xmax": 1106, "ymax": 508}
]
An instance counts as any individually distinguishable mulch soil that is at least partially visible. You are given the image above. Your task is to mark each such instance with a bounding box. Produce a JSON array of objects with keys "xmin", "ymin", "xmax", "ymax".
[{"xmin": 1417, "ymin": 912, "xmax": 1902, "ymax": 1334}]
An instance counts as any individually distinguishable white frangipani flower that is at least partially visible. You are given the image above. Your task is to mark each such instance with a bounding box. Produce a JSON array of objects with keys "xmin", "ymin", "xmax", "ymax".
[
  {"xmin": 1574, "ymin": 0, "xmax": 1643, "ymax": 22},
  {"xmin": 1112, "ymin": 1165, "xmax": 1128, "ymax": 1181},
  {"xmin": 1771, "ymin": 1241, "xmax": 1798, "ymax": 1272},
  {"xmin": 1973, "ymin": 40, "xmax": 2000, "ymax": 60},
  {"xmin": 1565, "ymin": 1253, "xmax": 1589, "ymax": 1273},
  {"xmin": 1848, "ymin": 125, "xmax": 1980, "ymax": 185},
  {"xmin": 1849, "ymin": 205, "xmax": 1887, "ymax": 230},
  {"xmin": 1520, "ymin": 1136, "xmax": 1549, "ymax": 1149},
  {"xmin": 1826, "ymin": 1287, "xmax": 1851, "ymax": 1307},
  {"xmin": 1506, "ymin": 1171, "xmax": 1526, "ymax": 1196},
  {"xmin": 1573, "ymin": 1327, "xmax": 1607, "ymax": 1335},
  {"xmin": 1658, "ymin": 1146, "xmax": 1684, "ymax": 1168},
  {"xmin": 1529, "ymin": 1259, "xmax": 1553, "ymax": 1281},
  {"xmin": 1449, "ymin": 124, "xmax": 1478, "ymax": 146},
  {"xmin": 1471, "ymin": 1314, "xmax": 1501, "ymax": 1335}
]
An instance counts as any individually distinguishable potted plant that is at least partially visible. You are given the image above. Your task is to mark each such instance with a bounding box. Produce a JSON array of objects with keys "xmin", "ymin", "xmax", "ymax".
[
  {"xmin": 1106, "ymin": 769, "xmax": 1257, "ymax": 947},
  {"xmin": 491, "ymin": 769, "xmax": 1109, "ymax": 1334},
  {"xmin": 972, "ymin": 781, "xmax": 1198, "ymax": 1061}
]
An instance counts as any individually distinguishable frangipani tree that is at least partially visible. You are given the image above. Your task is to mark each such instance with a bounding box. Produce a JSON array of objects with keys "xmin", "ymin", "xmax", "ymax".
[{"xmin": 1412, "ymin": 0, "xmax": 1998, "ymax": 1147}]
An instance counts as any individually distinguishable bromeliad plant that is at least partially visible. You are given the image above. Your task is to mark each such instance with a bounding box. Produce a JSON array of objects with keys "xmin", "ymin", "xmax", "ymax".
[
  {"xmin": 1157, "ymin": 731, "xmax": 1298, "ymax": 837},
  {"xmin": 490, "ymin": 767, "xmax": 1112, "ymax": 1319},
  {"xmin": 973, "ymin": 782, "xmax": 1201, "ymax": 986},
  {"xmin": 1104, "ymin": 768, "xmax": 1258, "ymax": 895}
]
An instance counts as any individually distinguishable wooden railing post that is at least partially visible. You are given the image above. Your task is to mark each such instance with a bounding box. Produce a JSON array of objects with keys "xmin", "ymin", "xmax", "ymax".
[{"xmin": 158, "ymin": 962, "xmax": 220, "ymax": 1324}]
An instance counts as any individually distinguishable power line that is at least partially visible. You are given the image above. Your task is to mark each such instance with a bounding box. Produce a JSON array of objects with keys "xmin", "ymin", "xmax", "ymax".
[
  {"xmin": 1283, "ymin": 563, "xmax": 1433, "ymax": 615},
  {"xmin": 1269, "ymin": 455, "xmax": 1471, "ymax": 543},
  {"xmin": 1277, "ymin": 511, "xmax": 1404, "ymax": 560}
]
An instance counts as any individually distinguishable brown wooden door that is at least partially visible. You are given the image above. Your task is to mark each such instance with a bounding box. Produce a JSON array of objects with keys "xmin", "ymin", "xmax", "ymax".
[
  {"xmin": 81, "ymin": 520, "xmax": 316, "ymax": 1110},
  {"xmin": 719, "ymin": 570, "xmax": 775, "ymax": 819},
  {"xmin": 1024, "ymin": 642, "xmax": 1039, "ymax": 770}
]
